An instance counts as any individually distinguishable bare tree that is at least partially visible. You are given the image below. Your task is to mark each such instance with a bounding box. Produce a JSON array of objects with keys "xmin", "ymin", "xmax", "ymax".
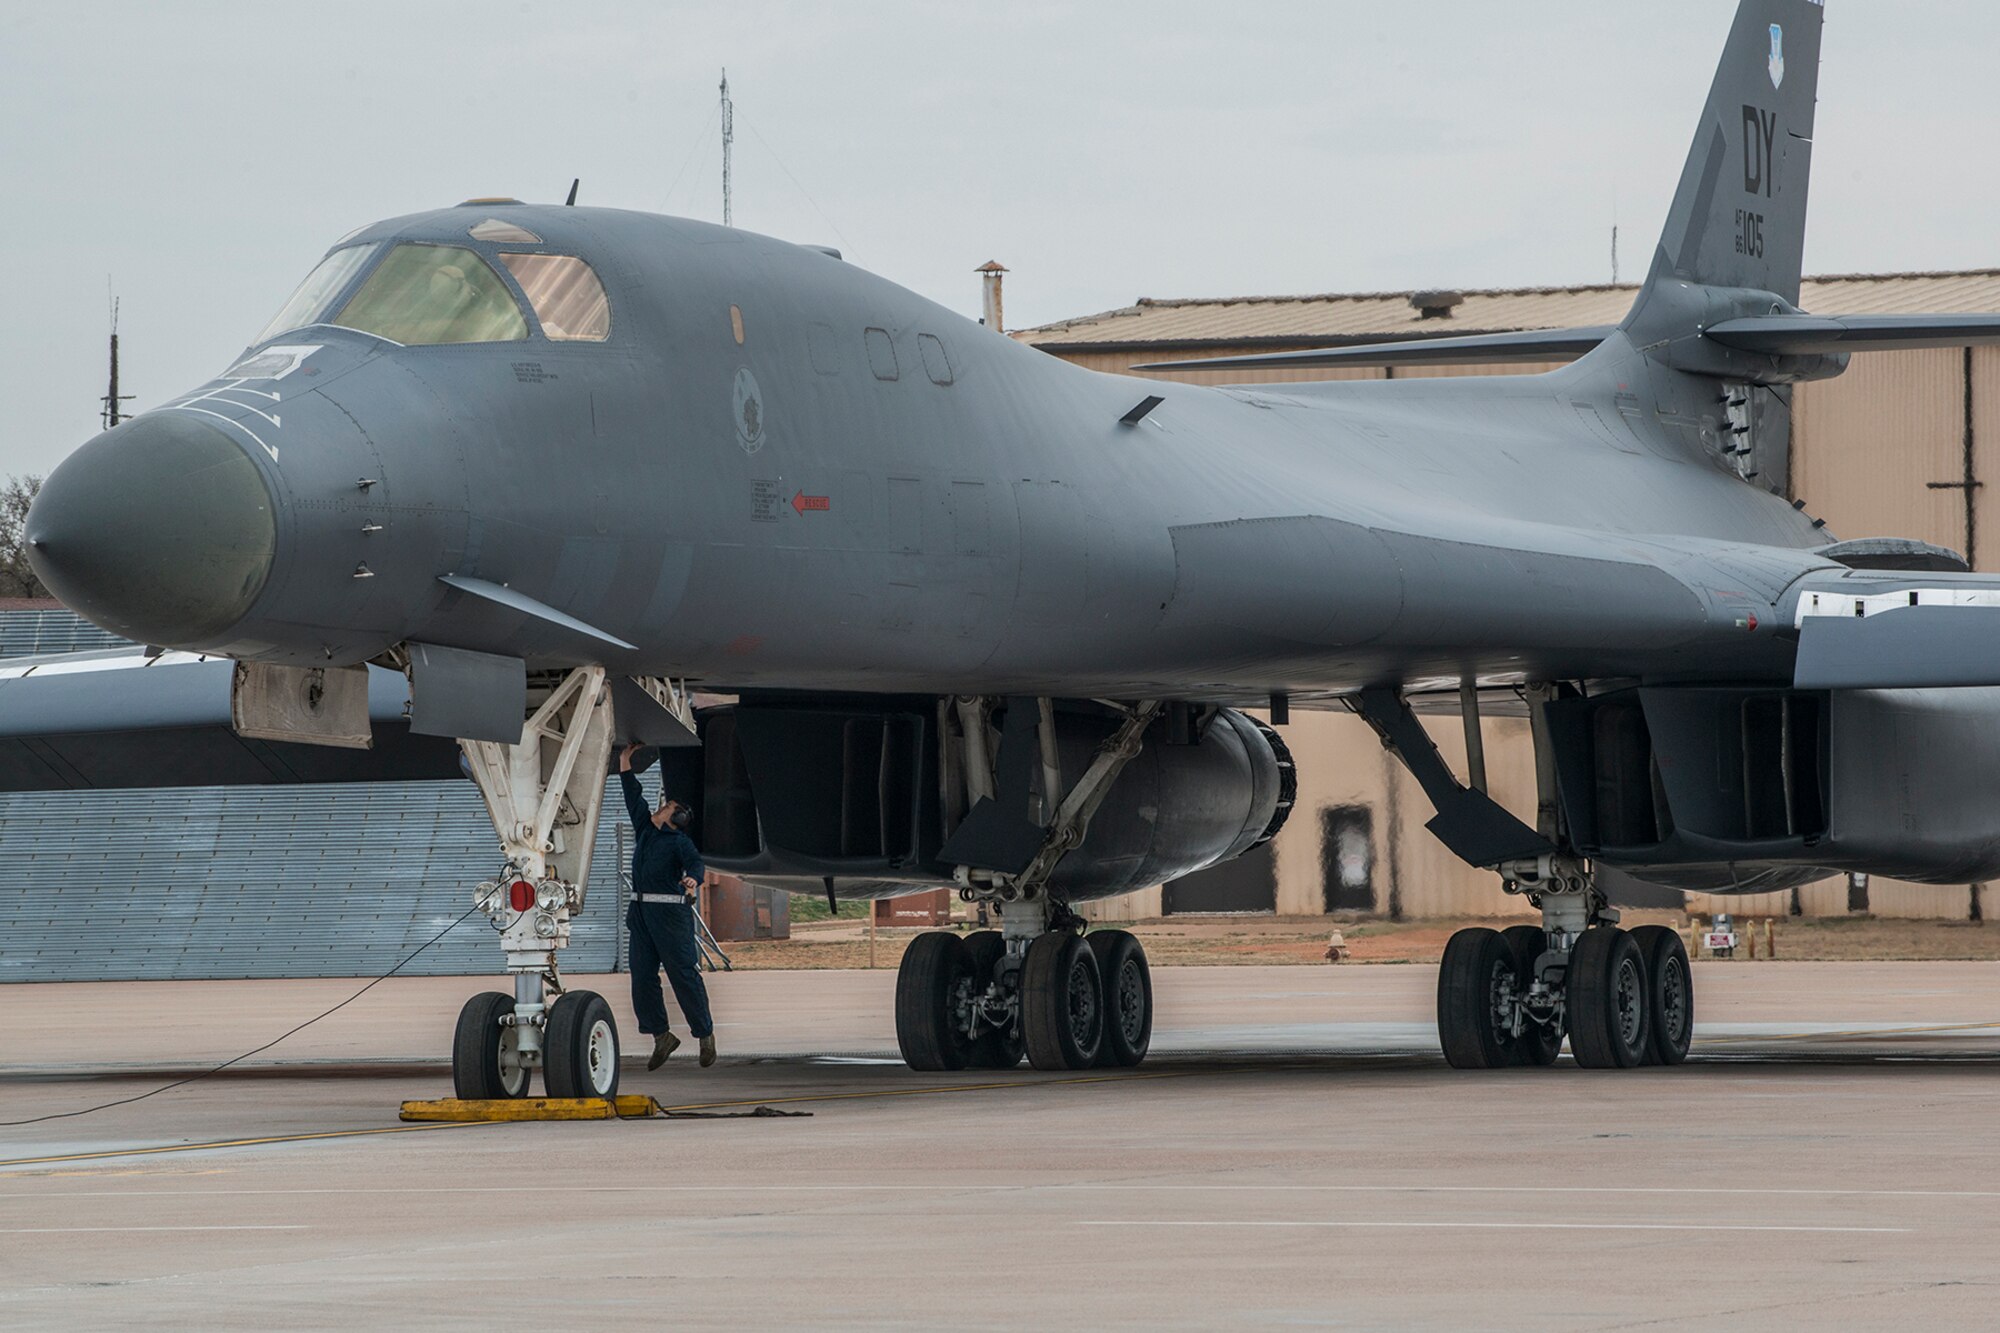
[{"xmin": 0, "ymin": 475, "xmax": 48, "ymax": 598}]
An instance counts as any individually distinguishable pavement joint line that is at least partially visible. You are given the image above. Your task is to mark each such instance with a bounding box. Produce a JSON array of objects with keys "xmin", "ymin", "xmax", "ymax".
[
  {"xmin": 646, "ymin": 1064, "xmax": 1217, "ymax": 1114},
  {"xmin": 12, "ymin": 1182, "xmax": 2000, "ymax": 1200},
  {"xmin": 0, "ymin": 1225, "xmax": 309, "ymax": 1233},
  {"xmin": 1699, "ymin": 1019, "xmax": 2000, "ymax": 1045},
  {"xmin": 0, "ymin": 1065, "xmax": 1230, "ymax": 1170},
  {"xmin": 1077, "ymin": 1220, "xmax": 1913, "ymax": 1234},
  {"xmin": 0, "ymin": 1119, "xmax": 498, "ymax": 1170}
]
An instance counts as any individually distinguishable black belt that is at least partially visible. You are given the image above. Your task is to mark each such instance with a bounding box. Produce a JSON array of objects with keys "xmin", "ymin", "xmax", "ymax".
[{"xmin": 635, "ymin": 893, "xmax": 690, "ymax": 905}]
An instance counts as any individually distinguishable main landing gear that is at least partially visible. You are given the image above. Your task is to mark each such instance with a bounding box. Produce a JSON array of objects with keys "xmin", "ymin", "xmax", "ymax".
[
  {"xmin": 894, "ymin": 901, "xmax": 1154, "ymax": 1073},
  {"xmin": 1437, "ymin": 858, "xmax": 1693, "ymax": 1070},
  {"xmin": 898, "ymin": 697, "xmax": 1164, "ymax": 1073}
]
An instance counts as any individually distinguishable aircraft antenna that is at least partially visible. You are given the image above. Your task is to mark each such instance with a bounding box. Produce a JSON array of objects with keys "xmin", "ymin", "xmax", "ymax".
[
  {"xmin": 101, "ymin": 290, "xmax": 133, "ymax": 431},
  {"xmin": 719, "ymin": 68, "xmax": 734, "ymax": 227}
]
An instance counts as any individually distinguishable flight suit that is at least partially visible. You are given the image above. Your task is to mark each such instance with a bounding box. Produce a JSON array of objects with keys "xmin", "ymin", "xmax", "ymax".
[{"xmin": 621, "ymin": 771, "xmax": 713, "ymax": 1040}]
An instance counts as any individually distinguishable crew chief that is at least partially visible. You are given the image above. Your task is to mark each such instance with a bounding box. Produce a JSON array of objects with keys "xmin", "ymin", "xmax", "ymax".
[{"xmin": 619, "ymin": 743, "xmax": 716, "ymax": 1069}]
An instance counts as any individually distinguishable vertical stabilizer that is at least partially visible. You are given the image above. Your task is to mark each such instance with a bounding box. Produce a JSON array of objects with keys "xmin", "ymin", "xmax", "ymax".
[{"xmin": 1630, "ymin": 0, "xmax": 1823, "ymax": 314}]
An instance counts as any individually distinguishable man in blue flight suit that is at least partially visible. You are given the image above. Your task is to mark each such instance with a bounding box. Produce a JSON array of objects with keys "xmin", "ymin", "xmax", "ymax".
[{"xmin": 619, "ymin": 743, "xmax": 716, "ymax": 1069}]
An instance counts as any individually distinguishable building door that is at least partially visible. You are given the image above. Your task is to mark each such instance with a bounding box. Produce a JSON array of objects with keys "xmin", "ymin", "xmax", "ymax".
[
  {"xmin": 1320, "ymin": 806, "xmax": 1375, "ymax": 912},
  {"xmin": 1162, "ymin": 842, "xmax": 1277, "ymax": 915}
]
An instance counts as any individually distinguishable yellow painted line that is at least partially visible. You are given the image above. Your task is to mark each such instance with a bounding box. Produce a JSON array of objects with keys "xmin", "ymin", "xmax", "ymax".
[
  {"xmin": 0, "ymin": 1119, "xmax": 497, "ymax": 1170},
  {"xmin": 1700, "ymin": 1019, "xmax": 2000, "ymax": 1046}
]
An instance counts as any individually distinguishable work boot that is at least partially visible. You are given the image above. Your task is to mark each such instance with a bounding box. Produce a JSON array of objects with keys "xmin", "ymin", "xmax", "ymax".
[
  {"xmin": 699, "ymin": 1034, "xmax": 717, "ymax": 1068},
  {"xmin": 648, "ymin": 1031, "xmax": 680, "ymax": 1070}
]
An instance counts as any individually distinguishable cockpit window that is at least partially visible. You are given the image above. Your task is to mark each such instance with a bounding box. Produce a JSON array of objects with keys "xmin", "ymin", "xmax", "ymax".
[
  {"xmin": 470, "ymin": 217, "xmax": 541, "ymax": 244},
  {"xmin": 254, "ymin": 243, "xmax": 378, "ymax": 345},
  {"xmin": 333, "ymin": 243, "xmax": 527, "ymax": 345},
  {"xmin": 500, "ymin": 253, "xmax": 611, "ymax": 341}
]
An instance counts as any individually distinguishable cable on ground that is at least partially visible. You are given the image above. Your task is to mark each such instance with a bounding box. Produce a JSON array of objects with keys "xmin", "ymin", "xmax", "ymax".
[{"xmin": 1, "ymin": 903, "xmax": 482, "ymax": 1128}]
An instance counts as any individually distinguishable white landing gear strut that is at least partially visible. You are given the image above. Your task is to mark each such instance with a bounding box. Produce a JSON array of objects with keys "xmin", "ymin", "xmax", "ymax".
[{"xmin": 453, "ymin": 666, "xmax": 622, "ymax": 1099}]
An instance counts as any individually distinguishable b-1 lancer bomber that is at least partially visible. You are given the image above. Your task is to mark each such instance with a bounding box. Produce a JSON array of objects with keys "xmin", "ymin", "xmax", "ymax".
[{"xmin": 17, "ymin": 0, "xmax": 2000, "ymax": 1091}]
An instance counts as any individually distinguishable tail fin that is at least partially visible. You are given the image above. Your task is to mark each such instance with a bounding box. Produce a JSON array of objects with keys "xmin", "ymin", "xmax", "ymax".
[{"xmin": 1631, "ymin": 0, "xmax": 1823, "ymax": 312}]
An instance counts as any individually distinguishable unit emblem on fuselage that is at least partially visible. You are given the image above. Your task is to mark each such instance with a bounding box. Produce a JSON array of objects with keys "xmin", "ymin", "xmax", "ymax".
[
  {"xmin": 1768, "ymin": 24, "xmax": 1784, "ymax": 89},
  {"xmin": 732, "ymin": 367, "xmax": 766, "ymax": 453}
]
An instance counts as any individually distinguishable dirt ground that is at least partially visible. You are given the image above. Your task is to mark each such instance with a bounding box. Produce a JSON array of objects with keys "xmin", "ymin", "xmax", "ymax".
[{"xmin": 712, "ymin": 909, "xmax": 2000, "ymax": 970}]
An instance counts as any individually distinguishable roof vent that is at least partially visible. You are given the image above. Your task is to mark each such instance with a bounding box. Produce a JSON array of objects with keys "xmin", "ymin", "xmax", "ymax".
[{"xmin": 1410, "ymin": 289, "xmax": 1465, "ymax": 320}]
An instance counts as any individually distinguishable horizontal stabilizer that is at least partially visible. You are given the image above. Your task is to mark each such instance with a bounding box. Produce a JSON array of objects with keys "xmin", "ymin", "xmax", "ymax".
[
  {"xmin": 1133, "ymin": 326, "xmax": 1614, "ymax": 374},
  {"xmin": 1705, "ymin": 313, "xmax": 2000, "ymax": 356}
]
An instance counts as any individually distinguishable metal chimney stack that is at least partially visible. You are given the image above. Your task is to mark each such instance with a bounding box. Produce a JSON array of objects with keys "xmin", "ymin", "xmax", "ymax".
[{"xmin": 977, "ymin": 261, "xmax": 1008, "ymax": 333}]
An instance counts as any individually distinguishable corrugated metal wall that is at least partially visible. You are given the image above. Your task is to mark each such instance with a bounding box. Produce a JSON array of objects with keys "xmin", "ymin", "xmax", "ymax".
[
  {"xmin": 0, "ymin": 778, "xmax": 632, "ymax": 982},
  {"xmin": 0, "ymin": 608, "xmax": 637, "ymax": 982}
]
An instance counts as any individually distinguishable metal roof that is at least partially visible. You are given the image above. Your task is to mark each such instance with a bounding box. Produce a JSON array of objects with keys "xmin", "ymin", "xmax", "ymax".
[{"xmin": 1016, "ymin": 270, "xmax": 2000, "ymax": 351}]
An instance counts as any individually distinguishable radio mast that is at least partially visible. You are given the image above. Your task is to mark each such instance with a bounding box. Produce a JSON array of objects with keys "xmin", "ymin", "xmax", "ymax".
[
  {"xmin": 101, "ymin": 294, "xmax": 133, "ymax": 431},
  {"xmin": 719, "ymin": 68, "xmax": 734, "ymax": 227}
]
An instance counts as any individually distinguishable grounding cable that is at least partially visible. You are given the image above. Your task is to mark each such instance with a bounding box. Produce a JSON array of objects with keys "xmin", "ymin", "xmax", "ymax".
[{"xmin": 0, "ymin": 902, "xmax": 485, "ymax": 1128}]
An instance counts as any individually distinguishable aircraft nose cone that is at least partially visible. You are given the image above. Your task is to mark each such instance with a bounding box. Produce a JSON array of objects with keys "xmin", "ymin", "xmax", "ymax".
[{"xmin": 27, "ymin": 413, "xmax": 277, "ymax": 646}]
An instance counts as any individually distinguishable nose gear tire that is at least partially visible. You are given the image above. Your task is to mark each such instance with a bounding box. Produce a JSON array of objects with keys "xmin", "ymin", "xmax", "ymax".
[
  {"xmin": 1628, "ymin": 924, "xmax": 1694, "ymax": 1065},
  {"xmin": 1022, "ymin": 932, "xmax": 1103, "ymax": 1071},
  {"xmin": 1568, "ymin": 927, "xmax": 1651, "ymax": 1069},
  {"xmin": 1437, "ymin": 927, "xmax": 1518, "ymax": 1069},
  {"xmin": 896, "ymin": 931, "xmax": 974, "ymax": 1071},
  {"xmin": 452, "ymin": 991, "xmax": 531, "ymax": 1100},
  {"xmin": 544, "ymin": 990, "xmax": 621, "ymax": 1098},
  {"xmin": 1085, "ymin": 930, "xmax": 1152, "ymax": 1067}
]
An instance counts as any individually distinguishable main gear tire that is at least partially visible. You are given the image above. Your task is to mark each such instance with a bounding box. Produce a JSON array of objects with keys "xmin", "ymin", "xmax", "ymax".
[
  {"xmin": 1086, "ymin": 930, "xmax": 1153, "ymax": 1068},
  {"xmin": 1629, "ymin": 924, "xmax": 1694, "ymax": 1066},
  {"xmin": 1568, "ymin": 927, "xmax": 1650, "ymax": 1069},
  {"xmin": 1437, "ymin": 927, "xmax": 1518, "ymax": 1069},
  {"xmin": 1022, "ymin": 932, "xmax": 1103, "ymax": 1071},
  {"xmin": 544, "ymin": 990, "xmax": 621, "ymax": 1098},
  {"xmin": 961, "ymin": 930, "xmax": 1023, "ymax": 1069},
  {"xmin": 1498, "ymin": 924, "xmax": 1562, "ymax": 1067},
  {"xmin": 452, "ymin": 991, "xmax": 531, "ymax": 1100},
  {"xmin": 895, "ymin": 931, "xmax": 973, "ymax": 1072}
]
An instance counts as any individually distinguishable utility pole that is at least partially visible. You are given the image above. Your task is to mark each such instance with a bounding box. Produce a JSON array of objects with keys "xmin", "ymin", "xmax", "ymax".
[
  {"xmin": 101, "ymin": 295, "xmax": 133, "ymax": 431},
  {"xmin": 719, "ymin": 68, "xmax": 734, "ymax": 227}
]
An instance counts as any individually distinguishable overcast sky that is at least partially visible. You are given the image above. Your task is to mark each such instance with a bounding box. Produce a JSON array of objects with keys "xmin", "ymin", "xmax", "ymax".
[{"xmin": 5, "ymin": 1, "xmax": 1998, "ymax": 476}]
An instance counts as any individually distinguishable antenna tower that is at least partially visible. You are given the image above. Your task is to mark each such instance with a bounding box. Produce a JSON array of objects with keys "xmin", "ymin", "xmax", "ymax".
[
  {"xmin": 101, "ymin": 294, "xmax": 134, "ymax": 431},
  {"xmin": 719, "ymin": 68, "xmax": 734, "ymax": 227}
]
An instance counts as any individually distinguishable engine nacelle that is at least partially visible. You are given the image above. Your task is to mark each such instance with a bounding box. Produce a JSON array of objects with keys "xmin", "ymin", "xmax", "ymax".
[
  {"xmin": 1547, "ymin": 684, "xmax": 2000, "ymax": 892},
  {"xmin": 670, "ymin": 697, "xmax": 1292, "ymax": 901}
]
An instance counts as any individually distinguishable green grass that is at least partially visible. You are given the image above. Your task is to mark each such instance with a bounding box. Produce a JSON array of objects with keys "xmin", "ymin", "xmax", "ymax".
[{"xmin": 787, "ymin": 894, "xmax": 872, "ymax": 923}]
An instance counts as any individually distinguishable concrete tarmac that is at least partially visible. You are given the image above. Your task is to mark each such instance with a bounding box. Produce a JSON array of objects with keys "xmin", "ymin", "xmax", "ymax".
[{"xmin": 5, "ymin": 962, "xmax": 2000, "ymax": 1328}]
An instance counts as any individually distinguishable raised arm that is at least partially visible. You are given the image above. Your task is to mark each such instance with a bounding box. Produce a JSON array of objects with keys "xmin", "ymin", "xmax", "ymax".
[{"xmin": 618, "ymin": 745, "xmax": 651, "ymax": 829}]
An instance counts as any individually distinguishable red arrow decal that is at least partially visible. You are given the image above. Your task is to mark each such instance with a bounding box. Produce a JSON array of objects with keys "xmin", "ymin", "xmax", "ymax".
[{"xmin": 792, "ymin": 491, "xmax": 830, "ymax": 514}]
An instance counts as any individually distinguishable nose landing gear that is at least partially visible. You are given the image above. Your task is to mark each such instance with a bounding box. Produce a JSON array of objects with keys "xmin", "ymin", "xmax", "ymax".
[{"xmin": 447, "ymin": 665, "xmax": 629, "ymax": 1099}]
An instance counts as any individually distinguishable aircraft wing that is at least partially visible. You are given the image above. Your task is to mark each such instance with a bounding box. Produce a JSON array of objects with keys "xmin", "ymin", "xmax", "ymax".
[
  {"xmin": 0, "ymin": 650, "xmax": 462, "ymax": 791},
  {"xmin": 1137, "ymin": 311, "xmax": 2000, "ymax": 375},
  {"xmin": 1131, "ymin": 327, "xmax": 1616, "ymax": 373},
  {"xmin": 1790, "ymin": 577, "xmax": 2000, "ymax": 690}
]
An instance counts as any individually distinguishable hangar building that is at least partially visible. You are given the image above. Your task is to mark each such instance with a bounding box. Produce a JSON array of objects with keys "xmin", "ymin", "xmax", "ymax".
[{"xmin": 1018, "ymin": 269, "xmax": 2000, "ymax": 922}]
